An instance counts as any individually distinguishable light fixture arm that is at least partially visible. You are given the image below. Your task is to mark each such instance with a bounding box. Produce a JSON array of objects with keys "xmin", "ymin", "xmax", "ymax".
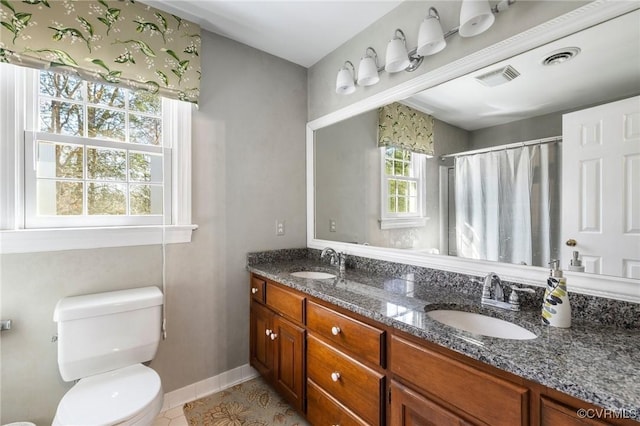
[{"xmin": 342, "ymin": 60, "xmax": 355, "ymax": 74}]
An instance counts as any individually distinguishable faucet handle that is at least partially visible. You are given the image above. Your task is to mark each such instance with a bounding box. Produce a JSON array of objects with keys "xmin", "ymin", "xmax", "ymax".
[{"xmin": 508, "ymin": 286, "xmax": 536, "ymax": 307}]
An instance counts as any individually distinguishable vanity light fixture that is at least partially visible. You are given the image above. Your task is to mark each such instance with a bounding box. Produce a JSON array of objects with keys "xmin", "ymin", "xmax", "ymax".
[
  {"xmin": 334, "ymin": 0, "xmax": 517, "ymax": 95},
  {"xmin": 357, "ymin": 47, "xmax": 381, "ymax": 86},
  {"xmin": 417, "ymin": 8, "xmax": 447, "ymax": 56},
  {"xmin": 335, "ymin": 60, "xmax": 356, "ymax": 95},
  {"xmin": 459, "ymin": 0, "xmax": 495, "ymax": 37},
  {"xmin": 385, "ymin": 29, "xmax": 412, "ymax": 73}
]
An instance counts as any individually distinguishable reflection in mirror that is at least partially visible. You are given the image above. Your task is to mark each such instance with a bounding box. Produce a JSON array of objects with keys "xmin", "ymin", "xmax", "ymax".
[{"xmin": 314, "ymin": 9, "xmax": 640, "ymax": 279}]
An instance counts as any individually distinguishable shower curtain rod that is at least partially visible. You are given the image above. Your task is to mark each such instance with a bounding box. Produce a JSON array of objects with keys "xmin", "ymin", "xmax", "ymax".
[{"xmin": 440, "ymin": 136, "xmax": 562, "ymax": 159}]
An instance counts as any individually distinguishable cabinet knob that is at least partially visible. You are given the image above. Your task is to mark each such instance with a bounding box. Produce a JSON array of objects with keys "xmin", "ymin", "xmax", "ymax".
[
  {"xmin": 331, "ymin": 372, "xmax": 341, "ymax": 382},
  {"xmin": 270, "ymin": 333, "xmax": 278, "ymax": 340},
  {"xmin": 265, "ymin": 329, "xmax": 272, "ymax": 336},
  {"xmin": 251, "ymin": 287, "xmax": 258, "ymax": 294},
  {"xmin": 331, "ymin": 326, "xmax": 341, "ymax": 336}
]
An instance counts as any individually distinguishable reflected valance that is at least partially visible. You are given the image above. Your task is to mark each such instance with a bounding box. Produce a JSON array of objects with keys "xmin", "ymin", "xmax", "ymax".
[
  {"xmin": 378, "ymin": 102, "xmax": 434, "ymax": 155},
  {"xmin": 0, "ymin": 0, "xmax": 201, "ymax": 104}
]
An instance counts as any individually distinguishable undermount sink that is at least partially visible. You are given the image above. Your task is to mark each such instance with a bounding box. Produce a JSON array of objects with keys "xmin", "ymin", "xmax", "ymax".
[
  {"xmin": 290, "ymin": 271, "xmax": 336, "ymax": 279},
  {"xmin": 426, "ymin": 310, "xmax": 537, "ymax": 340}
]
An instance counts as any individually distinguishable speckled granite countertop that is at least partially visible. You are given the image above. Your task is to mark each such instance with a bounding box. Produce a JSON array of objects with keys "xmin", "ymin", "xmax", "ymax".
[{"xmin": 247, "ymin": 257, "xmax": 640, "ymax": 420}]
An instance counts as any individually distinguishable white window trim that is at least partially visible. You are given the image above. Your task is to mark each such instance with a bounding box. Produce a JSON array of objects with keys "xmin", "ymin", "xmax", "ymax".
[
  {"xmin": 0, "ymin": 64, "xmax": 197, "ymax": 254},
  {"xmin": 379, "ymin": 147, "xmax": 428, "ymax": 230}
]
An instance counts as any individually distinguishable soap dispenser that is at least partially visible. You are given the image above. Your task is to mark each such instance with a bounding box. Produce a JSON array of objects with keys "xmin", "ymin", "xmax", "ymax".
[
  {"xmin": 568, "ymin": 251, "xmax": 585, "ymax": 272},
  {"xmin": 541, "ymin": 260, "xmax": 571, "ymax": 328}
]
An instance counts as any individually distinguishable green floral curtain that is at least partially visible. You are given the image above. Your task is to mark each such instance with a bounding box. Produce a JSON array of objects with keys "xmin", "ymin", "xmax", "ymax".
[
  {"xmin": 378, "ymin": 102, "xmax": 435, "ymax": 155},
  {"xmin": 0, "ymin": 0, "xmax": 201, "ymax": 104}
]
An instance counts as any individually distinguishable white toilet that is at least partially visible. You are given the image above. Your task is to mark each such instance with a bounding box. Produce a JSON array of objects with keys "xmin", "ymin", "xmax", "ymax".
[{"xmin": 52, "ymin": 286, "xmax": 164, "ymax": 426}]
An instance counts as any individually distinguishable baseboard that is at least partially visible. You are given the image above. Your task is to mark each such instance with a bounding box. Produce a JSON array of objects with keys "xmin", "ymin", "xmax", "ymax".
[{"xmin": 160, "ymin": 364, "xmax": 259, "ymax": 411}]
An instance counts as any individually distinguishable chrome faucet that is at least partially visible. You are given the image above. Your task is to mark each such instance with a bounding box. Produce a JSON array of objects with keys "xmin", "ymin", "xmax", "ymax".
[
  {"xmin": 480, "ymin": 272, "xmax": 534, "ymax": 311},
  {"xmin": 321, "ymin": 247, "xmax": 346, "ymax": 275}
]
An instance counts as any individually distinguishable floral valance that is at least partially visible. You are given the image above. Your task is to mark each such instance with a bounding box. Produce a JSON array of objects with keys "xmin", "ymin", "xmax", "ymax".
[
  {"xmin": 378, "ymin": 102, "xmax": 435, "ymax": 155},
  {"xmin": 0, "ymin": 0, "xmax": 201, "ymax": 104}
]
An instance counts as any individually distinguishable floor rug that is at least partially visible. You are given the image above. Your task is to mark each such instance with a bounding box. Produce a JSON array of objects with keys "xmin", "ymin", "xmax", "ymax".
[{"xmin": 183, "ymin": 376, "xmax": 309, "ymax": 425}]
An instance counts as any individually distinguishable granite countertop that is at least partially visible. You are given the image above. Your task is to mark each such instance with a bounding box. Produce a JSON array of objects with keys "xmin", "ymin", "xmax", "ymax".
[{"xmin": 247, "ymin": 258, "xmax": 640, "ymax": 420}]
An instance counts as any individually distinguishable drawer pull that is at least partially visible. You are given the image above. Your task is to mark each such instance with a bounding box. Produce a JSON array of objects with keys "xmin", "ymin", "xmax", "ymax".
[
  {"xmin": 251, "ymin": 287, "xmax": 258, "ymax": 294},
  {"xmin": 331, "ymin": 372, "xmax": 341, "ymax": 382},
  {"xmin": 331, "ymin": 326, "xmax": 341, "ymax": 335},
  {"xmin": 265, "ymin": 329, "xmax": 272, "ymax": 336},
  {"xmin": 270, "ymin": 333, "xmax": 278, "ymax": 340}
]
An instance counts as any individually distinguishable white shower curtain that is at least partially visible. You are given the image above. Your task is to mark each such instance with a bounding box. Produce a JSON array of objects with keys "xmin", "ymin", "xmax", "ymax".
[{"xmin": 454, "ymin": 143, "xmax": 560, "ymax": 266}]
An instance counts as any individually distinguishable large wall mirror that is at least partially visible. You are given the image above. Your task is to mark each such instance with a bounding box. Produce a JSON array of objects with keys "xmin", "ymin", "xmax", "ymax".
[{"xmin": 308, "ymin": 4, "xmax": 640, "ymax": 301}]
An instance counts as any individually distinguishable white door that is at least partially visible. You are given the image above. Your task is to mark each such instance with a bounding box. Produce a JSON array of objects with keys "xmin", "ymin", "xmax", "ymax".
[{"xmin": 562, "ymin": 96, "xmax": 640, "ymax": 278}]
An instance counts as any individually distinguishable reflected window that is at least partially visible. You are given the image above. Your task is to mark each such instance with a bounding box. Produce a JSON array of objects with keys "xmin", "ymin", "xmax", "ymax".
[{"xmin": 380, "ymin": 147, "xmax": 427, "ymax": 229}]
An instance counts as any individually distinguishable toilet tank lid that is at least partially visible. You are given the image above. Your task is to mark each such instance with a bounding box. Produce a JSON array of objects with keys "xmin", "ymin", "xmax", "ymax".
[{"xmin": 54, "ymin": 286, "xmax": 163, "ymax": 322}]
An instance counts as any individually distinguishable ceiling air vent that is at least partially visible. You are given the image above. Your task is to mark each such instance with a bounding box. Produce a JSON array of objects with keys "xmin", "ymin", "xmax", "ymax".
[
  {"xmin": 474, "ymin": 65, "xmax": 520, "ymax": 87},
  {"xmin": 542, "ymin": 47, "xmax": 581, "ymax": 66}
]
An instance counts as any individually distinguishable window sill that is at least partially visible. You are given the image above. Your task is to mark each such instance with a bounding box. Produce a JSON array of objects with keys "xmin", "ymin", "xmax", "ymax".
[
  {"xmin": 0, "ymin": 225, "xmax": 198, "ymax": 254},
  {"xmin": 379, "ymin": 217, "xmax": 428, "ymax": 230}
]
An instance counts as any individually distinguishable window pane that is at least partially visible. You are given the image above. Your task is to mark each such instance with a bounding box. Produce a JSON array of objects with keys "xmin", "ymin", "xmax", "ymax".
[
  {"xmin": 410, "ymin": 181, "xmax": 417, "ymax": 197},
  {"xmin": 398, "ymin": 180, "xmax": 408, "ymax": 196},
  {"xmin": 87, "ymin": 81, "xmax": 125, "ymax": 108},
  {"xmin": 130, "ymin": 184, "xmax": 163, "ymax": 215},
  {"xmin": 37, "ymin": 180, "xmax": 83, "ymax": 215},
  {"xmin": 88, "ymin": 183, "xmax": 126, "ymax": 215},
  {"xmin": 87, "ymin": 147, "xmax": 126, "ymax": 181},
  {"xmin": 397, "ymin": 196, "xmax": 407, "ymax": 213},
  {"xmin": 37, "ymin": 141, "xmax": 83, "ymax": 179},
  {"xmin": 409, "ymin": 197, "xmax": 417, "ymax": 213},
  {"xmin": 393, "ymin": 160, "xmax": 403, "ymax": 176},
  {"xmin": 129, "ymin": 91, "xmax": 161, "ymax": 115},
  {"xmin": 39, "ymin": 72, "xmax": 83, "ymax": 101},
  {"xmin": 394, "ymin": 148, "xmax": 403, "ymax": 160},
  {"xmin": 39, "ymin": 99, "xmax": 83, "ymax": 136},
  {"xmin": 388, "ymin": 197, "xmax": 396, "ymax": 213},
  {"xmin": 129, "ymin": 152, "xmax": 163, "ymax": 182},
  {"xmin": 385, "ymin": 159, "xmax": 393, "ymax": 176},
  {"xmin": 129, "ymin": 114, "xmax": 162, "ymax": 145},
  {"xmin": 87, "ymin": 107, "xmax": 125, "ymax": 141},
  {"xmin": 389, "ymin": 180, "xmax": 397, "ymax": 195}
]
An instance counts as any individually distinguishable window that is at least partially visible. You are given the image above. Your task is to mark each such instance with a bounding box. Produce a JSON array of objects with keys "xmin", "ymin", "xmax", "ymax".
[
  {"xmin": 0, "ymin": 63, "xmax": 195, "ymax": 253},
  {"xmin": 380, "ymin": 147, "xmax": 427, "ymax": 229},
  {"xmin": 25, "ymin": 71, "xmax": 168, "ymax": 227}
]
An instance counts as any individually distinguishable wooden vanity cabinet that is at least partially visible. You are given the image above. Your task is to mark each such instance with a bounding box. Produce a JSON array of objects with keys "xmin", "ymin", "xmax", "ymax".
[
  {"xmin": 390, "ymin": 334, "xmax": 529, "ymax": 426},
  {"xmin": 249, "ymin": 276, "xmax": 305, "ymax": 413}
]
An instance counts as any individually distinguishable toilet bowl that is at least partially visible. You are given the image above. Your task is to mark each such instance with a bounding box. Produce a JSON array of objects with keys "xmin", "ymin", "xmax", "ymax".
[
  {"xmin": 53, "ymin": 364, "xmax": 163, "ymax": 426},
  {"xmin": 53, "ymin": 287, "xmax": 164, "ymax": 426}
]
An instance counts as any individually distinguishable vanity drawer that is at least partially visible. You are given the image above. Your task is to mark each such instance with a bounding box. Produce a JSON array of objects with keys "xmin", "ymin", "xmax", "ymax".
[
  {"xmin": 250, "ymin": 275, "xmax": 266, "ymax": 303},
  {"xmin": 307, "ymin": 300, "xmax": 385, "ymax": 367},
  {"xmin": 307, "ymin": 379, "xmax": 369, "ymax": 426},
  {"xmin": 391, "ymin": 335, "xmax": 528, "ymax": 426},
  {"xmin": 307, "ymin": 334, "xmax": 384, "ymax": 425},
  {"xmin": 265, "ymin": 281, "xmax": 305, "ymax": 324}
]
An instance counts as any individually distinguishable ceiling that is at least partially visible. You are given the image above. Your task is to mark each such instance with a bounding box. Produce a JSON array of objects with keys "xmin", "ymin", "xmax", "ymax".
[
  {"xmin": 403, "ymin": 9, "xmax": 640, "ymax": 131},
  {"xmin": 143, "ymin": 0, "xmax": 403, "ymax": 67}
]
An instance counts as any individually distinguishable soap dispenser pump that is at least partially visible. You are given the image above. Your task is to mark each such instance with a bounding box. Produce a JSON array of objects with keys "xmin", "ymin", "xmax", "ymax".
[{"xmin": 541, "ymin": 260, "xmax": 571, "ymax": 328}]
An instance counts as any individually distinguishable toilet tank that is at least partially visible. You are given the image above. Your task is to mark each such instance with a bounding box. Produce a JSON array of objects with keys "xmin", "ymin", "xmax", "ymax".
[{"xmin": 54, "ymin": 286, "xmax": 163, "ymax": 382}]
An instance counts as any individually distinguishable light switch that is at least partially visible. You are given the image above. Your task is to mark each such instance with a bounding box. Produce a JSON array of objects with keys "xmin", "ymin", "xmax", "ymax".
[
  {"xmin": 276, "ymin": 220, "xmax": 285, "ymax": 236},
  {"xmin": 330, "ymin": 219, "xmax": 336, "ymax": 232}
]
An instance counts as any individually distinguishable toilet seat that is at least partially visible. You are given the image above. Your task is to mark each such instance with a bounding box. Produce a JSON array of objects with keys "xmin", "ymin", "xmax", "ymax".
[{"xmin": 53, "ymin": 363, "xmax": 163, "ymax": 426}]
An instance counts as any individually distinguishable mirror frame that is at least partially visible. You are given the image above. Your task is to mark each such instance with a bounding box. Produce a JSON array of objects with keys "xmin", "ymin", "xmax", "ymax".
[{"xmin": 306, "ymin": 1, "xmax": 640, "ymax": 303}]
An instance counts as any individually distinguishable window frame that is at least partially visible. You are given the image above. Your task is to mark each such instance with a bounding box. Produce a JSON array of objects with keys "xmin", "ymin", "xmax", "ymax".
[
  {"xmin": 379, "ymin": 146, "xmax": 428, "ymax": 230},
  {"xmin": 0, "ymin": 64, "xmax": 196, "ymax": 254}
]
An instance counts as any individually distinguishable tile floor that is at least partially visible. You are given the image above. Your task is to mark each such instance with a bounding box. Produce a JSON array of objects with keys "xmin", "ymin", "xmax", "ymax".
[{"xmin": 153, "ymin": 405, "xmax": 188, "ymax": 426}]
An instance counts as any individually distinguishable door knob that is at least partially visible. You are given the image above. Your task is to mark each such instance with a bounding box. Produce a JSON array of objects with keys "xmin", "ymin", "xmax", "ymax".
[
  {"xmin": 566, "ymin": 239, "xmax": 577, "ymax": 247},
  {"xmin": 265, "ymin": 329, "xmax": 272, "ymax": 336},
  {"xmin": 331, "ymin": 372, "xmax": 341, "ymax": 382},
  {"xmin": 331, "ymin": 326, "xmax": 341, "ymax": 335},
  {"xmin": 270, "ymin": 333, "xmax": 278, "ymax": 340},
  {"xmin": 0, "ymin": 320, "xmax": 11, "ymax": 331},
  {"xmin": 251, "ymin": 287, "xmax": 258, "ymax": 294}
]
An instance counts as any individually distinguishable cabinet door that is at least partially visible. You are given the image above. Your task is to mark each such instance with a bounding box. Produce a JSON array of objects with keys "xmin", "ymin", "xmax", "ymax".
[
  {"xmin": 540, "ymin": 397, "xmax": 613, "ymax": 426},
  {"xmin": 390, "ymin": 381, "xmax": 477, "ymax": 426},
  {"xmin": 250, "ymin": 301, "xmax": 273, "ymax": 379},
  {"xmin": 272, "ymin": 314, "xmax": 306, "ymax": 412}
]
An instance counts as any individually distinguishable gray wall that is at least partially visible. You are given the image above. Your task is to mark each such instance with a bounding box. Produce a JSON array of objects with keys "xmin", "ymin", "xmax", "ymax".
[
  {"xmin": 0, "ymin": 29, "xmax": 307, "ymax": 425},
  {"xmin": 307, "ymin": 1, "xmax": 587, "ymax": 121}
]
